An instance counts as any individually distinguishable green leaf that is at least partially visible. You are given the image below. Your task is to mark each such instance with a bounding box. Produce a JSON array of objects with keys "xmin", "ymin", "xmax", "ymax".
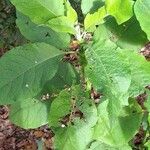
[
  {"xmin": 47, "ymin": 16, "xmax": 76, "ymax": 34},
  {"xmin": 99, "ymin": 17, "xmax": 148, "ymax": 51},
  {"xmin": 84, "ymin": 6, "xmax": 106, "ymax": 30},
  {"xmin": 85, "ymin": 26, "xmax": 132, "ymax": 120},
  {"xmin": 134, "ymin": 0, "xmax": 150, "ymax": 40},
  {"xmin": 0, "ymin": 43, "xmax": 64, "ymax": 104},
  {"xmin": 43, "ymin": 62, "xmax": 79, "ymax": 94},
  {"xmin": 54, "ymin": 119, "xmax": 93, "ymax": 150},
  {"xmin": 88, "ymin": 141, "xmax": 131, "ymax": 150},
  {"xmin": 144, "ymin": 90, "xmax": 150, "ymax": 113},
  {"xmin": 10, "ymin": 0, "xmax": 65, "ymax": 24},
  {"xmin": 106, "ymin": 0, "xmax": 133, "ymax": 24},
  {"xmin": 93, "ymin": 100, "xmax": 142, "ymax": 147},
  {"xmin": 145, "ymin": 141, "xmax": 150, "ymax": 149},
  {"xmin": 78, "ymin": 100, "xmax": 98, "ymax": 127},
  {"xmin": 81, "ymin": 0, "xmax": 104, "ymax": 15},
  {"xmin": 85, "ymin": 26, "xmax": 131, "ymax": 95},
  {"xmin": 49, "ymin": 89, "xmax": 72, "ymax": 127},
  {"xmin": 66, "ymin": 1, "xmax": 78, "ymax": 23},
  {"xmin": 16, "ymin": 12, "xmax": 71, "ymax": 49},
  {"xmin": 10, "ymin": 98, "xmax": 50, "ymax": 129},
  {"xmin": 85, "ymin": 25, "xmax": 150, "ymax": 97},
  {"xmin": 121, "ymin": 50, "xmax": 150, "ymax": 96}
]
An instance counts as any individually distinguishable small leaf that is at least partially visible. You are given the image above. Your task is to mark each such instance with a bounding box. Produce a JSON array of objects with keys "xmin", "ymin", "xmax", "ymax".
[
  {"xmin": 78, "ymin": 100, "xmax": 98, "ymax": 127},
  {"xmin": 49, "ymin": 89, "xmax": 72, "ymax": 127},
  {"xmin": 10, "ymin": 98, "xmax": 50, "ymax": 129},
  {"xmin": 134, "ymin": 0, "xmax": 150, "ymax": 40},
  {"xmin": 0, "ymin": 43, "xmax": 64, "ymax": 104},
  {"xmin": 106, "ymin": 0, "xmax": 133, "ymax": 24},
  {"xmin": 84, "ymin": 6, "xmax": 106, "ymax": 30}
]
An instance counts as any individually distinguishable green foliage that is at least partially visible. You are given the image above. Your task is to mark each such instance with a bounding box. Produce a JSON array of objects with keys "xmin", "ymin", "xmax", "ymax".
[
  {"xmin": 134, "ymin": 0, "xmax": 150, "ymax": 40},
  {"xmin": 16, "ymin": 12, "xmax": 71, "ymax": 49},
  {"xmin": 88, "ymin": 141, "xmax": 132, "ymax": 150},
  {"xmin": 97, "ymin": 17, "xmax": 148, "ymax": 51},
  {"xmin": 10, "ymin": 98, "xmax": 50, "ymax": 129},
  {"xmin": 105, "ymin": 0, "xmax": 134, "ymax": 24},
  {"xmin": 93, "ymin": 99, "xmax": 142, "ymax": 147},
  {"xmin": 0, "ymin": 43, "xmax": 64, "ymax": 104},
  {"xmin": 54, "ymin": 119, "xmax": 93, "ymax": 150},
  {"xmin": 49, "ymin": 89, "xmax": 72, "ymax": 127},
  {"xmin": 84, "ymin": 6, "xmax": 106, "ymax": 30},
  {"xmin": 0, "ymin": 0, "xmax": 150, "ymax": 149},
  {"xmin": 81, "ymin": 0, "xmax": 104, "ymax": 15},
  {"xmin": 10, "ymin": 0, "xmax": 65, "ymax": 24}
]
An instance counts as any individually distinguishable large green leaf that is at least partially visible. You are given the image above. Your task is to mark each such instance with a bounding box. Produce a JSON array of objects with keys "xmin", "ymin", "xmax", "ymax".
[
  {"xmin": 10, "ymin": 98, "xmax": 50, "ymax": 129},
  {"xmin": 16, "ymin": 12, "xmax": 71, "ymax": 49},
  {"xmin": 93, "ymin": 100, "xmax": 142, "ymax": 147},
  {"xmin": 134, "ymin": 0, "xmax": 150, "ymax": 40},
  {"xmin": 100, "ymin": 17, "xmax": 148, "ymax": 51},
  {"xmin": 10, "ymin": 0, "xmax": 64, "ymax": 24},
  {"xmin": 85, "ymin": 26, "xmax": 131, "ymax": 95},
  {"xmin": 85, "ymin": 25, "xmax": 150, "ymax": 97},
  {"xmin": 54, "ymin": 119, "xmax": 93, "ymax": 150},
  {"xmin": 85, "ymin": 26, "xmax": 132, "ymax": 121},
  {"xmin": 0, "ymin": 43, "xmax": 64, "ymax": 104},
  {"xmin": 88, "ymin": 141, "xmax": 131, "ymax": 150},
  {"xmin": 105, "ymin": 0, "xmax": 133, "ymax": 24},
  {"xmin": 81, "ymin": 0, "xmax": 104, "ymax": 14}
]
